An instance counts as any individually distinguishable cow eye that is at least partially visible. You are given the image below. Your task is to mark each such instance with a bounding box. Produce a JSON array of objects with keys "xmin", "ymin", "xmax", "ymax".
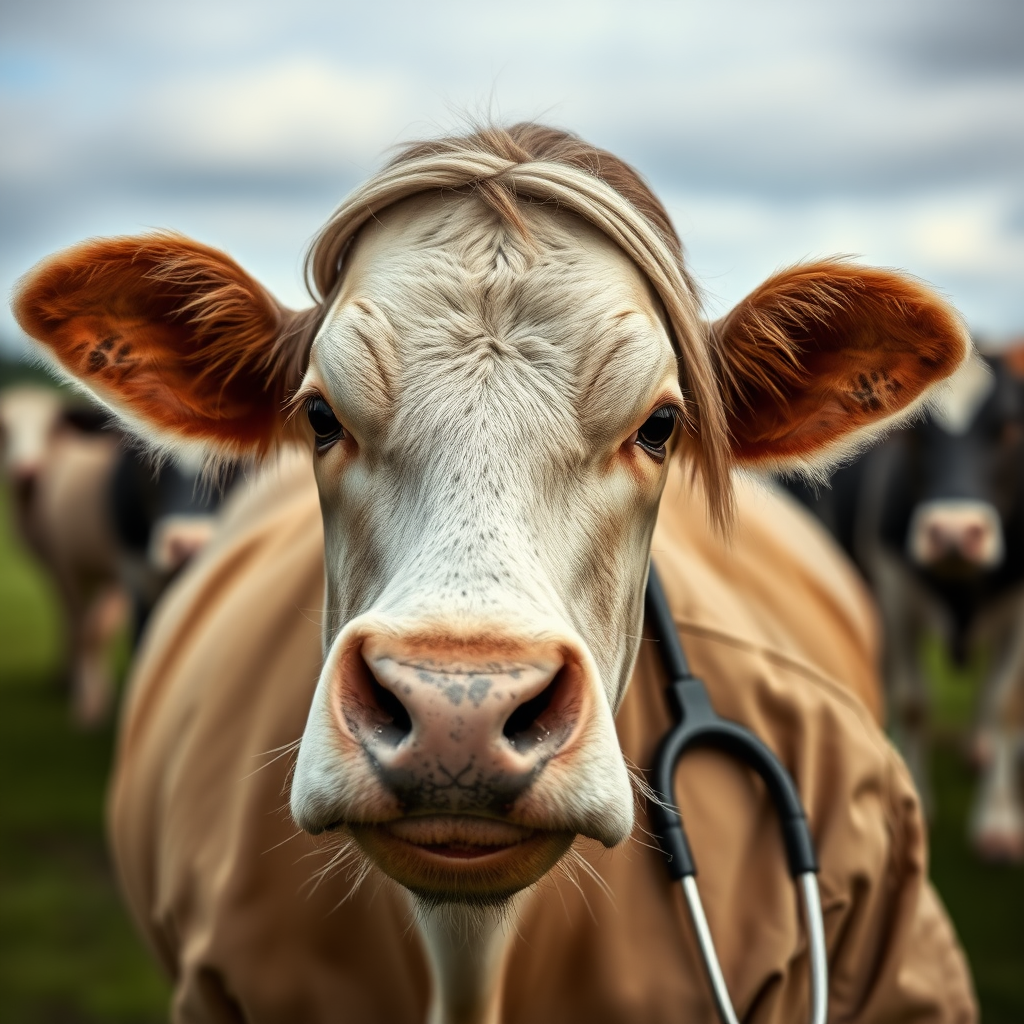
[
  {"xmin": 636, "ymin": 406, "xmax": 677, "ymax": 456},
  {"xmin": 306, "ymin": 397, "xmax": 344, "ymax": 449}
]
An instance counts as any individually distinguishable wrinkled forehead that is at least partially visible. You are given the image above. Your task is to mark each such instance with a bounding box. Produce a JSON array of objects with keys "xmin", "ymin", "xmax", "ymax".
[
  {"xmin": 311, "ymin": 192, "xmax": 679, "ymax": 421},
  {"xmin": 336, "ymin": 191, "xmax": 664, "ymax": 311}
]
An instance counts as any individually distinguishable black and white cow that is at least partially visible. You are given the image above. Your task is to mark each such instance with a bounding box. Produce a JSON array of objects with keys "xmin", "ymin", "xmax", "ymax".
[
  {"xmin": 0, "ymin": 383, "xmax": 237, "ymax": 720},
  {"xmin": 787, "ymin": 347, "xmax": 1024, "ymax": 860},
  {"xmin": 111, "ymin": 447, "xmax": 239, "ymax": 642}
]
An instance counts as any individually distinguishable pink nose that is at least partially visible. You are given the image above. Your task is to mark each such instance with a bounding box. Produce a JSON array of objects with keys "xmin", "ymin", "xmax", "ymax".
[
  {"xmin": 927, "ymin": 521, "xmax": 982, "ymax": 559},
  {"xmin": 338, "ymin": 644, "xmax": 583, "ymax": 813},
  {"xmin": 921, "ymin": 516, "xmax": 995, "ymax": 564},
  {"xmin": 908, "ymin": 500, "xmax": 1004, "ymax": 569}
]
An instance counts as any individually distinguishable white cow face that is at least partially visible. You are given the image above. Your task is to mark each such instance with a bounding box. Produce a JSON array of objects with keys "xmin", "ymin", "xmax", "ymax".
[
  {"xmin": 289, "ymin": 194, "xmax": 682, "ymax": 899},
  {"xmin": 0, "ymin": 386, "xmax": 63, "ymax": 481}
]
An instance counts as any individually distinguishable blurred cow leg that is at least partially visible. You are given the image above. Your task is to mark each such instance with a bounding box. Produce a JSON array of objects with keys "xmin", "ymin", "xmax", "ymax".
[
  {"xmin": 970, "ymin": 731, "xmax": 1024, "ymax": 863},
  {"xmin": 37, "ymin": 429, "xmax": 126, "ymax": 727},
  {"xmin": 969, "ymin": 597, "xmax": 1024, "ymax": 861},
  {"xmin": 870, "ymin": 548, "xmax": 939, "ymax": 815},
  {"xmin": 71, "ymin": 583, "xmax": 129, "ymax": 726}
]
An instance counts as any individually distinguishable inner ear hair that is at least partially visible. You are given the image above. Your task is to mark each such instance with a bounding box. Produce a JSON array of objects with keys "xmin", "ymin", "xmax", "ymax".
[
  {"xmin": 712, "ymin": 259, "xmax": 971, "ymax": 473},
  {"xmin": 12, "ymin": 233, "xmax": 323, "ymax": 463}
]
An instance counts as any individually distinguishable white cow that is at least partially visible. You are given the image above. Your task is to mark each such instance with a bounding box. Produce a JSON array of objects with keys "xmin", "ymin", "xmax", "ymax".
[
  {"xmin": 0, "ymin": 385, "xmax": 231, "ymax": 721},
  {"xmin": 0, "ymin": 384, "xmax": 126, "ymax": 724},
  {"xmin": 13, "ymin": 124, "xmax": 974, "ymax": 1023}
]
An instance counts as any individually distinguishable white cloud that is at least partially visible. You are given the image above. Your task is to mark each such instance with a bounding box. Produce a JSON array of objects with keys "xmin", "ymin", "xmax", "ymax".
[
  {"xmin": 143, "ymin": 57, "xmax": 411, "ymax": 172},
  {"xmin": 1, "ymin": 0, "xmax": 1022, "ymax": 353},
  {"xmin": 666, "ymin": 186, "xmax": 1024, "ymax": 338}
]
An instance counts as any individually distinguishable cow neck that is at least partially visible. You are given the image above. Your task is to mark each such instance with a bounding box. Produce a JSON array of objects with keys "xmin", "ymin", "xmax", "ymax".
[{"xmin": 416, "ymin": 897, "xmax": 521, "ymax": 1024}]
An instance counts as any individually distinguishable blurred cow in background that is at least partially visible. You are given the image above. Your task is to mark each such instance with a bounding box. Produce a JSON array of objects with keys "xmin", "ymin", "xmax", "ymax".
[
  {"xmin": 0, "ymin": 384, "xmax": 125, "ymax": 724},
  {"xmin": 0, "ymin": 382, "xmax": 238, "ymax": 723},
  {"xmin": 788, "ymin": 345, "xmax": 1024, "ymax": 861},
  {"xmin": 111, "ymin": 448, "xmax": 239, "ymax": 642}
]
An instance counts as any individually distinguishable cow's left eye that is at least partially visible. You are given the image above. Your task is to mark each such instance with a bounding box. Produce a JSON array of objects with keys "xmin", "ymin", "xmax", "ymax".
[
  {"xmin": 636, "ymin": 407, "xmax": 677, "ymax": 456},
  {"xmin": 306, "ymin": 397, "xmax": 344, "ymax": 449}
]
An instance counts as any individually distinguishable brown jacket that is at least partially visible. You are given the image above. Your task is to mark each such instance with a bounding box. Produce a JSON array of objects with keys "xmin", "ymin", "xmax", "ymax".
[{"xmin": 109, "ymin": 452, "xmax": 976, "ymax": 1022}]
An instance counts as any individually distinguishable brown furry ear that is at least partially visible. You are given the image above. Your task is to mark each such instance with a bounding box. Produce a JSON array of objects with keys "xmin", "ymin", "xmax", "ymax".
[
  {"xmin": 12, "ymin": 233, "xmax": 318, "ymax": 459},
  {"xmin": 713, "ymin": 260, "xmax": 970, "ymax": 471}
]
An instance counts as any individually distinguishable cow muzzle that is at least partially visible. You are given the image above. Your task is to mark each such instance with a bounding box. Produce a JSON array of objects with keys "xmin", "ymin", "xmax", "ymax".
[
  {"xmin": 290, "ymin": 619, "xmax": 635, "ymax": 902},
  {"xmin": 291, "ymin": 611, "xmax": 636, "ymax": 903},
  {"xmin": 907, "ymin": 499, "xmax": 1005, "ymax": 570}
]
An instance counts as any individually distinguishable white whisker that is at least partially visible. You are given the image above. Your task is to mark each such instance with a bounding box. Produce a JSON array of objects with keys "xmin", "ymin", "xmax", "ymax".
[
  {"xmin": 572, "ymin": 846, "xmax": 616, "ymax": 905},
  {"xmin": 623, "ymin": 754, "xmax": 660, "ymax": 807},
  {"xmin": 328, "ymin": 858, "xmax": 374, "ymax": 912},
  {"xmin": 554, "ymin": 852, "xmax": 597, "ymax": 924},
  {"xmin": 262, "ymin": 828, "xmax": 304, "ymax": 855},
  {"xmin": 240, "ymin": 737, "xmax": 302, "ymax": 780}
]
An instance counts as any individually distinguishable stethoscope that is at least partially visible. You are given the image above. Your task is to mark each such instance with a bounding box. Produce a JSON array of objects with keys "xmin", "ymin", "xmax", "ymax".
[{"xmin": 645, "ymin": 564, "xmax": 829, "ymax": 1024}]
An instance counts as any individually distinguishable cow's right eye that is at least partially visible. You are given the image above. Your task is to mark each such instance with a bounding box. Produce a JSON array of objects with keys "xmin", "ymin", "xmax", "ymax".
[
  {"xmin": 306, "ymin": 397, "xmax": 344, "ymax": 449},
  {"xmin": 635, "ymin": 406, "xmax": 677, "ymax": 457}
]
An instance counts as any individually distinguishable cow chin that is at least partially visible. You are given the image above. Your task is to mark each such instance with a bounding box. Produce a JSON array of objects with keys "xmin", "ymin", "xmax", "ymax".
[{"xmin": 349, "ymin": 817, "xmax": 575, "ymax": 907}]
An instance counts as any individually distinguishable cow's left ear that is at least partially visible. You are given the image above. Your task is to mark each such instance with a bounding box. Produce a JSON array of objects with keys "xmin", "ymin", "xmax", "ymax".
[{"xmin": 713, "ymin": 260, "xmax": 970, "ymax": 471}]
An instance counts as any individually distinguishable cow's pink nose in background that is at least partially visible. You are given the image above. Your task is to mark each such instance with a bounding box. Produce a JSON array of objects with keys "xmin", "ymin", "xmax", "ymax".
[
  {"xmin": 338, "ymin": 645, "xmax": 583, "ymax": 811},
  {"xmin": 926, "ymin": 521, "xmax": 985, "ymax": 560},
  {"xmin": 909, "ymin": 500, "xmax": 1004, "ymax": 569}
]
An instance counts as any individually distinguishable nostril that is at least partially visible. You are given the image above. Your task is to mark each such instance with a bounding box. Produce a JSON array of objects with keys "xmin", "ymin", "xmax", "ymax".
[
  {"xmin": 364, "ymin": 670, "xmax": 413, "ymax": 745},
  {"xmin": 502, "ymin": 671, "xmax": 568, "ymax": 754},
  {"xmin": 963, "ymin": 523, "xmax": 985, "ymax": 544}
]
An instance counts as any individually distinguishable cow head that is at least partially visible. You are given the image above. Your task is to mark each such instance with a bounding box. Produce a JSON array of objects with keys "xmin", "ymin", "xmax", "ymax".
[
  {"xmin": 868, "ymin": 348, "xmax": 1024, "ymax": 662},
  {"xmin": 13, "ymin": 123, "xmax": 969, "ymax": 1015},
  {"xmin": 0, "ymin": 385, "xmax": 64, "ymax": 488},
  {"xmin": 905, "ymin": 352, "xmax": 1024, "ymax": 574}
]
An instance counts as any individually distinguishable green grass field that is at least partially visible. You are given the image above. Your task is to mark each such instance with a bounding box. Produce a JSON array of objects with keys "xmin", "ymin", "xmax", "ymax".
[
  {"xmin": 0, "ymin": 484, "xmax": 169, "ymax": 1023},
  {"xmin": 0, "ymin": 471, "xmax": 1021, "ymax": 1022}
]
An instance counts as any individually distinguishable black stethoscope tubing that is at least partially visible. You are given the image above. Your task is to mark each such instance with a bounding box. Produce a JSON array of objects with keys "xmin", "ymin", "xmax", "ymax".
[{"xmin": 645, "ymin": 564, "xmax": 828, "ymax": 1024}]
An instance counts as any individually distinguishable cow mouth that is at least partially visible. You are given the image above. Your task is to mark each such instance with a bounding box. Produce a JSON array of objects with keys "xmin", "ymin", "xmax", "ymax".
[
  {"xmin": 349, "ymin": 816, "xmax": 574, "ymax": 903},
  {"xmin": 384, "ymin": 815, "xmax": 537, "ymax": 856},
  {"xmin": 922, "ymin": 553, "xmax": 986, "ymax": 579}
]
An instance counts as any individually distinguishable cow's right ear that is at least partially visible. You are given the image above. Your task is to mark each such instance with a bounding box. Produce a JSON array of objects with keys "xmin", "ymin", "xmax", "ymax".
[{"xmin": 12, "ymin": 233, "xmax": 319, "ymax": 460}]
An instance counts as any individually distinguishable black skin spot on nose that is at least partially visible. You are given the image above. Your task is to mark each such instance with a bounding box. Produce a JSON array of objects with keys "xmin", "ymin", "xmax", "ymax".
[{"xmin": 376, "ymin": 755, "xmax": 537, "ymax": 815}]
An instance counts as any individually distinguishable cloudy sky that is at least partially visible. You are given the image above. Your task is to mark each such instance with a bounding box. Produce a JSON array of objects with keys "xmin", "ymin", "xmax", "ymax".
[{"xmin": 2, "ymin": 0, "xmax": 1022, "ymax": 356}]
